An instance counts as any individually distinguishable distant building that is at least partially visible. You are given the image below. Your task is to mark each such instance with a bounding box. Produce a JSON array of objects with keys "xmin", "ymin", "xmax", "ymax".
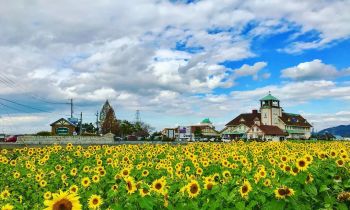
[
  {"xmin": 177, "ymin": 118, "xmax": 219, "ymax": 141},
  {"xmin": 221, "ymin": 93, "xmax": 312, "ymax": 141},
  {"xmin": 162, "ymin": 128, "xmax": 178, "ymax": 139},
  {"xmin": 50, "ymin": 118, "xmax": 78, "ymax": 135}
]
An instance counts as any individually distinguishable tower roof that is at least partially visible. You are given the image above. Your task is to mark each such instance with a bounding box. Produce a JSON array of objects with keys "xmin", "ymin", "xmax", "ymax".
[
  {"xmin": 201, "ymin": 118, "xmax": 212, "ymax": 124},
  {"xmin": 260, "ymin": 93, "xmax": 279, "ymax": 101}
]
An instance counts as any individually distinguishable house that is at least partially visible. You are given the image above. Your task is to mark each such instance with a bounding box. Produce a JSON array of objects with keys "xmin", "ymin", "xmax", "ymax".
[
  {"xmin": 50, "ymin": 118, "xmax": 78, "ymax": 135},
  {"xmin": 222, "ymin": 92, "xmax": 312, "ymax": 141}
]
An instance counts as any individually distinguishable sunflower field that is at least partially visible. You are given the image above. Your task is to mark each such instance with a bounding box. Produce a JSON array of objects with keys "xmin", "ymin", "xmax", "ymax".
[{"xmin": 1, "ymin": 141, "xmax": 350, "ymax": 210}]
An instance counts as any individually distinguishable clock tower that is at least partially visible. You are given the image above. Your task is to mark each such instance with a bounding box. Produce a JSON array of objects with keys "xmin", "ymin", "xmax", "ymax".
[{"xmin": 260, "ymin": 92, "xmax": 282, "ymax": 126}]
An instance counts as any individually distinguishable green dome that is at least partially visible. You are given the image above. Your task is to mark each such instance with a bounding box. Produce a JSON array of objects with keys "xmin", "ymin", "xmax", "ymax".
[
  {"xmin": 201, "ymin": 118, "xmax": 212, "ymax": 124},
  {"xmin": 260, "ymin": 93, "xmax": 279, "ymax": 101}
]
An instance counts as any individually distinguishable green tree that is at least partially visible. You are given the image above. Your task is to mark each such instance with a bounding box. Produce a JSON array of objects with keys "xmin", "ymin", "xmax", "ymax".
[{"xmin": 194, "ymin": 127, "xmax": 203, "ymax": 139}]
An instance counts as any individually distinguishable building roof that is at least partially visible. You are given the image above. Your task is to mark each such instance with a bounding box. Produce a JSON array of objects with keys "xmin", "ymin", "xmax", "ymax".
[
  {"xmin": 279, "ymin": 113, "xmax": 312, "ymax": 127},
  {"xmin": 201, "ymin": 118, "xmax": 212, "ymax": 124},
  {"xmin": 50, "ymin": 118, "xmax": 77, "ymax": 127},
  {"xmin": 225, "ymin": 111, "xmax": 261, "ymax": 127},
  {"xmin": 257, "ymin": 125, "xmax": 287, "ymax": 136},
  {"xmin": 260, "ymin": 93, "xmax": 279, "ymax": 101}
]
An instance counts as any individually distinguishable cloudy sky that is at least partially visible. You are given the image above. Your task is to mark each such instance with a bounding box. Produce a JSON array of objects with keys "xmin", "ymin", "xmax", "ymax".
[{"xmin": 1, "ymin": 0, "xmax": 350, "ymax": 134}]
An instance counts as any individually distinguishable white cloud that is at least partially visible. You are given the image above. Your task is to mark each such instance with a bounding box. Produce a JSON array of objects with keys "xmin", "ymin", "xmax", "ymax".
[
  {"xmin": 281, "ymin": 59, "xmax": 350, "ymax": 80},
  {"xmin": 0, "ymin": 1, "xmax": 350, "ymax": 133},
  {"xmin": 232, "ymin": 61, "xmax": 268, "ymax": 80}
]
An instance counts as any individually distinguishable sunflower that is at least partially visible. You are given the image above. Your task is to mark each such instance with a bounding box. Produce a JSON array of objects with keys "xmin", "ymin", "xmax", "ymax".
[
  {"xmin": 196, "ymin": 168, "xmax": 203, "ymax": 175},
  {"xmin": 186, "ymin": 180, "xmax": 200, "ymax": 198},
  {"xmin": 1, "ymin": 204, "xmax": 14, "ymax": 210},
  {"xmin": 296, "ymin": 158, "xmax": 308, "ymax": 171},
  {"xmin": 69, "ymin": 185, "xmax": 79, "ymax": 194},
  {"xmin": 88, "ymin": 194, "xmax": 103, "ymax": 209},
  {"xmin": 258, "ymin": 169, "xmax": 267, "ymax": 178},
  {"xmin": 239, "ymin": 180, "xmax": 252, "ymax": 198},
  {"xmin": 274, "ymin": 186, "xmax": 295, "ymax": 199},
  {"xmin": 152, "ymin": 178, "xmax": 166, "ymax": 194},
  {"xmin": 40, "ymin": 180, "xmax": 47, "ymax": 187},
  {"xmin": 336, "ymin": 159, "xmax": 345, "ymax": 167},
  {"xmin": 0, "ymin": 190, "xmax": 10, "ymax": 200},
  {"xmin": 139, "ymin": 188, "xmax": 150, "ymax": 197},
  {"xmin": 81, "ymin": 177, "xmax": 91, "ymax": 188},
  {"xmin": 92, "ymin": 175, "xmax": 100, "ymax": 183},
  {"xmin": 70, "ymin": 168, "xmax": 78, "ymax": 176},
  {"xmin": 263, "ymin": 179, "xmax": 271, "ymax": 187},
  {"xmin": 44, "ymin": 190, "xmax": 82, "ymax": 210},
  {"xmin": 141, "ymin": 170, "xmax": 149, "ymax": 177},
  {"xmin": 44, "ymin": 191, "xmax": 52, "ymax": 200},
  {"xmin": 222, "ymin": 170, "xmax": 231, "ymax": 178},
  {"xmin": 121, "ymin": 168, "xmax": 130, "ymax": 177},
  {"xmin": 13, "ymin": 172, "xmax": 20, "ymax": 179},
  {"xmin": 204, "ymin": 181, "xmax": 216, "ymax": 190},
  {"xmin": 284, "ymin": 165, "xmax": 291, "ymax": 172},
  {"xmin": 111, "ymin": 184, "xmax": 118, "ymax": 192},
  {"xmin": 280, "ymin": 156, "xmax": 289, "ymax": 162},
  {"xmin": 125, "ymin": 176, "xmax": 137, "ymax": 194}
]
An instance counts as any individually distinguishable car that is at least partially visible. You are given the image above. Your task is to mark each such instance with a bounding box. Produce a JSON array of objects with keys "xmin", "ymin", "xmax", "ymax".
[
  {"xmin": 4, "ymin": 135, "xmax": 18, "ymax": 142},
  {"xmin": 114, "ymin": 136, "xmax": 123, "ymax": 141},
  {"xmin": 222, "ymin": 138, "xmax": 231, "ymax": 143}
]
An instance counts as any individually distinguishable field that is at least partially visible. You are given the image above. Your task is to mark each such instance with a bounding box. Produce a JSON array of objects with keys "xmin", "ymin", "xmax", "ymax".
[{"xmin": 0, "ymin": 141, "xmax": 350, "ymax": 210}]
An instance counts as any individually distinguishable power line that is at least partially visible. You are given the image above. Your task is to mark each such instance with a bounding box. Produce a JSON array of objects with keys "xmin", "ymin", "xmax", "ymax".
[
  {"xmin": 0, "ymin": 101, "xmax": 32, "ymax": 113},
  {"xmin": 0, "ymin": 97, "xmax": 50, "ymax": 113},
  {"xmin": 0, "ymin": 72, "xmax": 69, "ymax": 105}
]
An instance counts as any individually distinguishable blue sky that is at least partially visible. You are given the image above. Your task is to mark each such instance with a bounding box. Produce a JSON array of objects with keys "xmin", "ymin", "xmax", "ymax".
[{"xmin": 0, "ymin": 0, "xmax": 350, "ymax": 134}]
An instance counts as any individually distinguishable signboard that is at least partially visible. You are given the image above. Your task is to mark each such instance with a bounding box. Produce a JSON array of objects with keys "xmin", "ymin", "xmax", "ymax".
[
  {"xmin": 179, "ymin": 126, "xmax": 191, "ymax": 139},
  {"xmin": 56, "ymin": 127, "xmax": 69, "ymax": 135}
]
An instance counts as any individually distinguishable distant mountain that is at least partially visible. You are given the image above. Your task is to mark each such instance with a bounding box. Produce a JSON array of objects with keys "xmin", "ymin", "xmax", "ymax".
[{"xmin": 318, "ymin": 125, "xmax": 350, "ymax": 137}]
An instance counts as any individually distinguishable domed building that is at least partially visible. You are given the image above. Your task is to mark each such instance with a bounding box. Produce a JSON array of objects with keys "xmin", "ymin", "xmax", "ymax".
[
  {"xmin": 221, "ymin": 93, "xmax": 312, "ymax": 141},
  {"xmin": 176, "ymin": 118, "xmax": 219, "ymax": 141}
]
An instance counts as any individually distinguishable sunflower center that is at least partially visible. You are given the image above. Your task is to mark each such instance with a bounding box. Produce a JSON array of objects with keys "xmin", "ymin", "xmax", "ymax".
[
  {"xmin": 127, "ymin": 181, "xmax": 132, "ymax": 190},
  {"xmin": 92, "ymin": 198, "xmax": 99, "ymax": 205},
  {"xmin": 299, "ymin": 161, "xmax": 306, "ymax": 167},
  {"xmin": 207, "ymin": 183, "xmax": 213, "ymax": 190},
  {"xmin": 155, "ymin": 183, "xmax": 162, "ymax": 190},
  {"xmin": 278, "ymin": 189, "xmax": 286, "ymax": 196},
  {"xmin": 123, "ymin": 171, "xmax": 128, "ymax": 175},
  {"xmin": 53, "ymin": 199, "xmax": 73, "ymax": 210},
  {"xmin": 242, "ymin": 185, "xmax": 248, "ymax": 193},
  {"xmin": 190, "ymin": 184, "xmax": 198, "ymax": 194},
  {"xmin": 143, "ymin": 189, "xmax": 149, "ymax": 194}
]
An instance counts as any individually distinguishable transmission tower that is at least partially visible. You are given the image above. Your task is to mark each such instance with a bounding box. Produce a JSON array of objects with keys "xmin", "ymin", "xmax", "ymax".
[{"xmin": 135, "ymin": 110, "xmax": 141, "ymax": 123}]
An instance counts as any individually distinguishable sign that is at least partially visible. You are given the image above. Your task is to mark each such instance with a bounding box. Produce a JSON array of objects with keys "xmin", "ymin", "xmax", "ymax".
[
  {"xmin": 179, "ymin": 126, "xmax": 191, "ymax": 139},
  {"xmin": 56, "ymin": 127, "xmax": 69, "ymax": 135}
]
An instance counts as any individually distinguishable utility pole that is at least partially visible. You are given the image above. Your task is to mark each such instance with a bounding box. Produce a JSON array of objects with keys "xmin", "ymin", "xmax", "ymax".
[
  {"xmin": 79, "ymin": 112, "xmax": 83, "ymax": 135},
  {"xmin": 70, "ymin": 98, "xmax": 73, "ymax": 118},
  {"xmin": 96, "ymin": 111, "xmax": 99, "ymax": 135}
]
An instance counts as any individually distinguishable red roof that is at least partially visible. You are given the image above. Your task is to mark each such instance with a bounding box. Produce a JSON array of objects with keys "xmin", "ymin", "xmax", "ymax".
[
  {"xmin": 225, "ymin": 111, "xmax": 260, "ymax": 127},
  {"xmin": 257, "ymin": 125, "xmax": 287, "ymax": 136}
]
